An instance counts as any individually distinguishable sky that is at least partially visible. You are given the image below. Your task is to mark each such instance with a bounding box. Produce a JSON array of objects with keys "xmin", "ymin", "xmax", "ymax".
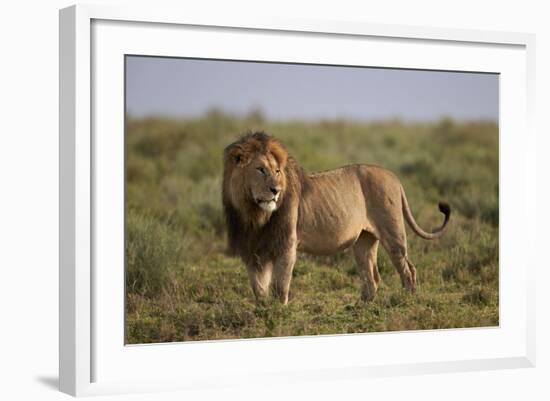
[{"xmin": 125, "ymin": 56, "xmax": 499, "ymax": 122}]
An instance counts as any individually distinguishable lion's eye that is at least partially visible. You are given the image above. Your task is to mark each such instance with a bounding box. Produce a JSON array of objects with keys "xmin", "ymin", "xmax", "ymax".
[
  {"xmin": 275, "ymin": 169, "xmax": 281, "ymax": 175},
  {"xmin": 257, "ymin": 167, "xmax": 266, "ymax": 175}
]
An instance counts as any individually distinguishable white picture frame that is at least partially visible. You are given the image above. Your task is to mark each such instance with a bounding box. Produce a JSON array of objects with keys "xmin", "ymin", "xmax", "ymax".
[{"xmin": 59, "ymin": 4, "xmax": 536, "ymax": 397}]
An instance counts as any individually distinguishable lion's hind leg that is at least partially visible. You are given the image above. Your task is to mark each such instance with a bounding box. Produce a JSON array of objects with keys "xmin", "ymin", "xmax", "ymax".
[
  {"xmin": 373, "ymin": 260, "xmax": 381, "ymax": 286},
  {"xmin": 406, "ymin": 255, "xmax": 417, "ymax": 287},
  {"xmin": 379, "ymin": 234, "xmax": 416, "ymax": 294},
  {"xmin": 352, "ymin": 231, "xmax": 380, "ymax": 302}
]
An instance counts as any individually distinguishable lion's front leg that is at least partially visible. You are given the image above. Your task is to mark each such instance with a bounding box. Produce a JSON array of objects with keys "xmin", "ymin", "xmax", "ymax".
[
  {"xmin": 246, "ymin": 261, "xmax": 273, "ymax": 302},
  {"xmin": 272, "ymin": 239, "xmax": 297, "ymax": 305}
]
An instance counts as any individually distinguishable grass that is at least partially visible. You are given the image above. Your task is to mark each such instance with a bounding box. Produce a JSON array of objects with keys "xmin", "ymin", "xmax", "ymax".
[{"xmin": 125, "ymin": 112, "xmax": 499, "ymax": 344}]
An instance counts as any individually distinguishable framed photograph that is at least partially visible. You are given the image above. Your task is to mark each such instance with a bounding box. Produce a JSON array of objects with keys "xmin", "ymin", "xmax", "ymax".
[{"xmin": 59, "ymin": 4, "xmax": 536, "ymax": 397}]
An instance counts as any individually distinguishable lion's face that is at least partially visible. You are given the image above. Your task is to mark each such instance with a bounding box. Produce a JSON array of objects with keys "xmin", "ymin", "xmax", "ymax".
[
  {"xmin": 224, "ymin": 133, "xmax": 289, "ymax": 217},
  {"xmin": 245, "ymin": 153, "xmax": 285, "ymax": 212}
]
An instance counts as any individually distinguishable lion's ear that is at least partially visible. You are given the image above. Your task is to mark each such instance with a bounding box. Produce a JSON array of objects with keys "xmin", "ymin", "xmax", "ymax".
[{"xmin": 225, "ymin": 144, "xmax": 250, "ymax": 167}]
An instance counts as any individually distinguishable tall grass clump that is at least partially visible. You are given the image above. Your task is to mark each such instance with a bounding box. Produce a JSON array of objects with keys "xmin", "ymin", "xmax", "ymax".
[{"xmin": 126, "ymin": 210, "xmax": 183, "ymax": 297}]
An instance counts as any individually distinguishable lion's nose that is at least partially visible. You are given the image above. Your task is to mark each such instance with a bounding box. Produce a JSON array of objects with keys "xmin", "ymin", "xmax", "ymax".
[{"xmin": 269, "ymin": 186, "xmax": 281, "ymax": 195}]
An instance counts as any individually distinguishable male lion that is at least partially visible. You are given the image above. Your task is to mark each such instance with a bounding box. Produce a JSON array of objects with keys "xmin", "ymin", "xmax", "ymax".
[{"xmin": 223, "ymin": 131, "xmax": 450, "ymax": 304}]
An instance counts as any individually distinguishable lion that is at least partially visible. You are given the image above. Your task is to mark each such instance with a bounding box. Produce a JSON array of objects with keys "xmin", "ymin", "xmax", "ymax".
[{"xmin": 222, "ymin": 131, "xmax": 450, "ymax": 304}]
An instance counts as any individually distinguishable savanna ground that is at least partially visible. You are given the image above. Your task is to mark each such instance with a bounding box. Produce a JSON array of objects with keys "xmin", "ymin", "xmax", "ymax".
[{"xmin": 125, "ymin": 111, "xmax": 498, "ymax": 344}]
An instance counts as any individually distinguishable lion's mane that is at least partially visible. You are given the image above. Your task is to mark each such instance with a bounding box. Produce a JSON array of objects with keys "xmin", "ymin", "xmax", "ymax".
[{"xmin": 222, "ymin": 132, "xmax": 307, "ymax": 267}]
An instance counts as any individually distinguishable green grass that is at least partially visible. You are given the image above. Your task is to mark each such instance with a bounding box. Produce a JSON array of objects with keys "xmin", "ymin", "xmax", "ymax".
[{"xmin": 125, "ymin": 112, "xmax": 499, "ymax": 344}]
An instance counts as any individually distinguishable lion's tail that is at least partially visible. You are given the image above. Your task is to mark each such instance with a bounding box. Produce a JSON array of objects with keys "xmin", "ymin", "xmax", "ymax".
[{"xmin": 401, "ymin": 186, "xmax": 450, "ymax": 240}]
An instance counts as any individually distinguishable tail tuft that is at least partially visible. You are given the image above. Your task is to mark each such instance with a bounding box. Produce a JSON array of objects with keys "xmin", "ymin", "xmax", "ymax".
[
  {"xmin": 402, "ymin": 185, "xmax": 451, "ymax": 240},
  {"xmin": 438, "ymin": 202, "xmax": 451, "ymax": 218}
]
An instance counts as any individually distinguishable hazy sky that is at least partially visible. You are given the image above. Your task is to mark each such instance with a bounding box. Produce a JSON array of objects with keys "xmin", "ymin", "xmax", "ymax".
[{"xmin": 126, "ymin": 56, "xmax": 498, "ymax": 122}]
